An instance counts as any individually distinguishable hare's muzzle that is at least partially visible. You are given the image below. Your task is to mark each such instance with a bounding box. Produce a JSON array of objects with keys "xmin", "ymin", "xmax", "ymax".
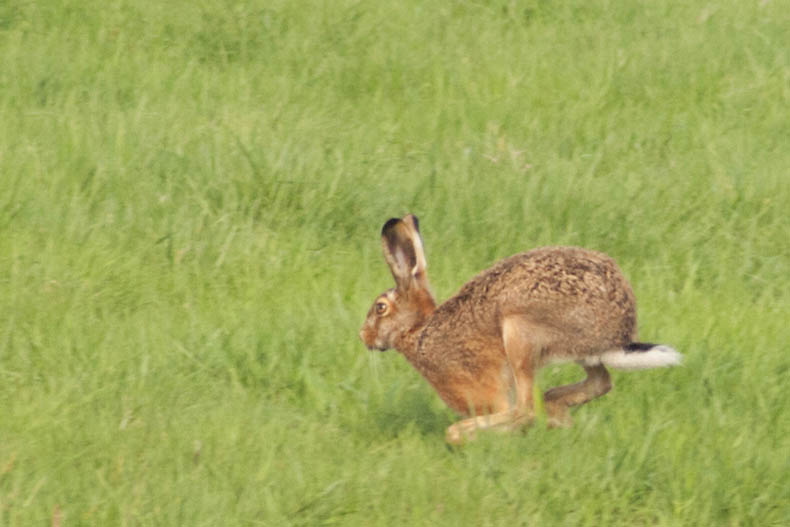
[
  {"xmin": 359, "ymin": 328, "xmax": 387, "ymax": 351},
  {"xmin": 358, "ymin": 328, "xmax": 372, "ymax": 348}
]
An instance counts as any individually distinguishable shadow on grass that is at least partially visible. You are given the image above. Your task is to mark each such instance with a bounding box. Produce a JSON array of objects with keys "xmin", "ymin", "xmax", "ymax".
[{"xmin": 366, "ymin": 389, "xmax": 453, "ymax": 440}]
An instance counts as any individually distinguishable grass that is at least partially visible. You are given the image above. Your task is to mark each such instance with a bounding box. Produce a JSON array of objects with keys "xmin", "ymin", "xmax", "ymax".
[{"xmin": 1, "ymin": 0, "xmax": 789, "ymax": 525}]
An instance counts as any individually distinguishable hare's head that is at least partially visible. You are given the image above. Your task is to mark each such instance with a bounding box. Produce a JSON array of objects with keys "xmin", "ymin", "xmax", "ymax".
[{"xmin": 360, "ymin": 214, "xmax": 436, "ymax": 351}]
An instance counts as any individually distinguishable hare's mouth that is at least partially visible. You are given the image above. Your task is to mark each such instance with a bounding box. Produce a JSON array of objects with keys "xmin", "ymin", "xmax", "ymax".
[
  {"xmin": 368, "ymin": 340, "xmax": 388, "ymax": 352},
  {"xmin": 360, "ymin": 334, "xmax": 388, "ymax": 352}
]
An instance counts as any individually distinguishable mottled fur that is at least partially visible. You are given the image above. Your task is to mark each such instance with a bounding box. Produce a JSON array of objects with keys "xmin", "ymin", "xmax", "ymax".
[{"xmin": 359, "ymin": 214, "xmax": 680, "ymax": 443}]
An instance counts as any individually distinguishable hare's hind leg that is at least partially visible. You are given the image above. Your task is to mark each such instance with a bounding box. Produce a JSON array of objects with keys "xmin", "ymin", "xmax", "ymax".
[
  {"xmin": 543, "ymin": 364, "xmax": 612, "ymax": 427},
  {"xmin": 445, "ymin": 316, "xmax": 538, "ymax": 444}
]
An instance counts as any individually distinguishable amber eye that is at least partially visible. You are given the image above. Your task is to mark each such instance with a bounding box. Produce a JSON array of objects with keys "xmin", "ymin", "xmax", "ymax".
[{"xmin": 375, "ymin": 302, "xmax": 389, "ymax": 315}]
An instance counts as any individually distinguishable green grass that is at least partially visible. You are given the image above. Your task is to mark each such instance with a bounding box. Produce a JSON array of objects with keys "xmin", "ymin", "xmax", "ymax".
[{"xmin": 1, "ymin": 0, "xmax": 789, "ymax": 525}]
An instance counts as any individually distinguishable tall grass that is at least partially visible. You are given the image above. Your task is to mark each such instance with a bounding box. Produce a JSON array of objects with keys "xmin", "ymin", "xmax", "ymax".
[{"xmin": 1, "ymin": 0, "xmax": 788, "ymax": 525}]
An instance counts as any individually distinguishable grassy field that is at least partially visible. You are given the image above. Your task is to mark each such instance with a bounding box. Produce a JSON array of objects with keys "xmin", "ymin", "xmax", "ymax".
[{"xmin": 1, "ymin": 0, "xmax": 789, "ymax": 525}]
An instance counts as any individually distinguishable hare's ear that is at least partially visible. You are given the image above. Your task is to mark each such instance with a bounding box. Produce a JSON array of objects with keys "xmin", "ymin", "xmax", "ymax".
[{"xmin": 381, "ymin": 214, "xmax": 429, "ymax": 291}]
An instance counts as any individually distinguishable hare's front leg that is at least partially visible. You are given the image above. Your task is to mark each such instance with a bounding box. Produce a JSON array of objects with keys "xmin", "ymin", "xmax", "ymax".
[
  {"xmin": 445, "ymin": 316, "xmax": 538, "ymax": 444},
  {"xmin": 446, "ymin": 408, "xmax": 532, "ymax": 444}
]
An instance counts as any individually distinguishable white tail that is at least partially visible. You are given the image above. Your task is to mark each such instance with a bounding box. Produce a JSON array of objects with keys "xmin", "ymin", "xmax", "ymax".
[{"xmin": 585, "ymin": 344, "xmax": 682, "ymax": 371}]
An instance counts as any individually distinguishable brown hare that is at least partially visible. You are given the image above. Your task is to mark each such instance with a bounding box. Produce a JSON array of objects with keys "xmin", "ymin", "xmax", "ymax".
[{"xmin": 359, "ymin": 214, "xmax": 681, "ymax": 444}]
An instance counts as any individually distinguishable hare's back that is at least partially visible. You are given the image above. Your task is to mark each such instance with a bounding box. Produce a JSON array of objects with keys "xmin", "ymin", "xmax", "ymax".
[
  {"xmin": 439, "ymin": 246, "xmax": 638, "ymax": 354},
  {"xmin": 495, "ymin": 247, "xmax": 634, "ymax": 304}
]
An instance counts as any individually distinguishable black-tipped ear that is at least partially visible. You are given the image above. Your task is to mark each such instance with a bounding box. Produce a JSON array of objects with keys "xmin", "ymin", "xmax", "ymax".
[
  {"xmin": 380, "ymin": 214, "xmax": 429, "ymax": 291},
  {"xmin": 381, "ymin": 218, "xmax": 402, "ymax": 238},
  {"xmin": 381, "ymin": 218, "xmax": 416, "ymax": 288}
]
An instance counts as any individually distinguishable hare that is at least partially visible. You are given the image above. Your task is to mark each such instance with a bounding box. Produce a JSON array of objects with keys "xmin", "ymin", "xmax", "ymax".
[{"xmin": 359, "ymin": 214, "xmax": 681, "ymax": 444}]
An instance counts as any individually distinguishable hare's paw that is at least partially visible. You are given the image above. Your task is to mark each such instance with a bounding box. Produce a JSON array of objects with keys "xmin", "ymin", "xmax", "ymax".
[
  {"xmin": 445, "ymin": 419, "xmax": 479, "ymax": 445},
  {"xmin": 544, "ymin": 401, "xmax": 574, "ymax": 428}
]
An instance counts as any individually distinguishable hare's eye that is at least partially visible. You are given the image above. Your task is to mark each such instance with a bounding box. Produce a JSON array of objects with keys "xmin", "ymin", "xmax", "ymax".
[{"xmin": 375, "ymin": 302, "xmax": 389, "ymax": 315}]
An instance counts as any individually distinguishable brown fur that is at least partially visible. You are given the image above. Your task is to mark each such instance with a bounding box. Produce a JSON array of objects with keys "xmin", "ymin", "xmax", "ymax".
[{"xmin": 359, "ymin": 215, "xmax": 648, "ymax": 443}]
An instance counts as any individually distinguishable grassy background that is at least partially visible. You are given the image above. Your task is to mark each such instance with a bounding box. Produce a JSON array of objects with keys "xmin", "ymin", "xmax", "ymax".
[{"xmin": 1, "ymin": 0, "xmax": 789, "ymax": 525}]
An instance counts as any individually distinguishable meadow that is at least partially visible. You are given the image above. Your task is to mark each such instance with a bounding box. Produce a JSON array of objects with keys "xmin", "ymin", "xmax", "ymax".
[{"xmin": 1, "ymin": 0, "xmax": 789, "ymax": 525}]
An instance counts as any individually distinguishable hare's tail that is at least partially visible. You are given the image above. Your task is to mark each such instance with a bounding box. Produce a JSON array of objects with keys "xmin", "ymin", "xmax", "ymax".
[{"xmin": 585, "ymin": 343, "xmax": 682, "ymax": 371}]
